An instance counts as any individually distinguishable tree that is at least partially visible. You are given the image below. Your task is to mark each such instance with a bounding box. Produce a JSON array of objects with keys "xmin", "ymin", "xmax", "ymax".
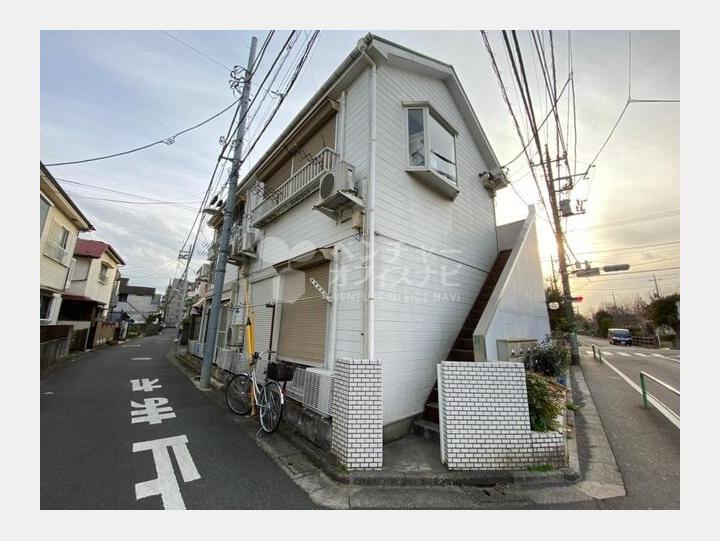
[
  {"xmin": 593, "ymin": 309, "xmax": 614, "ymax": 338},
  {"xmin": 647, "ymin": 293, "xmax": 680, "ymax": 337}
]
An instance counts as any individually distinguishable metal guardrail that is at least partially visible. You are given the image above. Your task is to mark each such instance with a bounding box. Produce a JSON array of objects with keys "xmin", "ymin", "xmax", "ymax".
[
  {"xmin": 589, "ymin": 344, "xmax": 680, "ymax": 428},
  {"xmin": 640, "ymin": 371, "xmax": 680, "ymax": 408}
]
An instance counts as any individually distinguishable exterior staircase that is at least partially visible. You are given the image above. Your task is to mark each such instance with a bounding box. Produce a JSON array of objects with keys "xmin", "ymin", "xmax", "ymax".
[{"xmin": 412, "ymin": 249, "xmax": 512, "ymax": 443}]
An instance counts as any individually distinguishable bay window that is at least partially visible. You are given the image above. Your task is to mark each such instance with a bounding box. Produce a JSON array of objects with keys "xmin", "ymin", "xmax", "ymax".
[{"xmin": 404, "ymin": 103, "xmax": 459, "ymax": 199}]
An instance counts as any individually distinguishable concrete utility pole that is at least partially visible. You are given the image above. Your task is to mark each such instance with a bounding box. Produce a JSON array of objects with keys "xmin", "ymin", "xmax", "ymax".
[
  {"xmin": 544, "ymin": 145, "xmax": 580, "ymax": 365},
  {"xmin": 651, "ymin": 273, "xmax": 661, "ymax": 298},
  {"xmin": 199, "ymin": 37, "xmax": 257, "ymax": 389}
]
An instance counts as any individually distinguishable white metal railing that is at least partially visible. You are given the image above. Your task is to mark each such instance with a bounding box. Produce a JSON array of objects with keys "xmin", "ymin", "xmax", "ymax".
[
  {"xmin": 251, "ymin": 147, "xmax": 338, "ymax": 226},
  {"xmin": 43, "ymin": 240, "xmax": 71, "ymax": 266}
]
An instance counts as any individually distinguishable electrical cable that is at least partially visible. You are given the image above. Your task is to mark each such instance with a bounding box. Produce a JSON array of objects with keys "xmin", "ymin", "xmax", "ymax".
[{"xmin": 161, "ymin": 30, "xmax": 233, "ymax": 71}]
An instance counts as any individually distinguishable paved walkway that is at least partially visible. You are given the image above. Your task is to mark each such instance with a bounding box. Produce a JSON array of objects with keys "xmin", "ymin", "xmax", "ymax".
[{"xmin": 575, "ymin": 353, "xmax": 680, "ymax": 509}]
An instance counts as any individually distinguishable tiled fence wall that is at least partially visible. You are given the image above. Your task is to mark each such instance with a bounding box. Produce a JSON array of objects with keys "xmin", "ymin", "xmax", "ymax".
[
  {"xmin": 438, "ymin": 361, "xmax": 566, "ymax": 470},
  {"xmin": 331, "ymin": 358, "xmax": 383, "ymax": 470}
]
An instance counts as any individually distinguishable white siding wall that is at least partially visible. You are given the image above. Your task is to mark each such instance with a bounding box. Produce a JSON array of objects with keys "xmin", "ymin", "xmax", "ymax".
[
  {"xmin": 65, "ymin": 252, "xmax": 119, "ymax": 307},
  {"xmin": 482, "ymin": 218, "xmax": 550, "ymax": 361},
  {"xmin": 371, "ymin": 63, "xmax": 500, "ymax": 426},
  {"xmin": 242, "ymin": 69, "xmax": 371, "ymax": 364},
  {"xmin": 40, "ymin": 206, "xmax": 80, "ymax": 293}
]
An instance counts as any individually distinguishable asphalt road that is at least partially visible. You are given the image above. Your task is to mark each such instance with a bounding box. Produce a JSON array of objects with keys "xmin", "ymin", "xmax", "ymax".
[
  {"xmin": 579, "ymin": 336, "xmax": 680, "ymax": 416},
  {"xmin": 41, "ymin": 332, "xmax": 317, "ymax": 509}
]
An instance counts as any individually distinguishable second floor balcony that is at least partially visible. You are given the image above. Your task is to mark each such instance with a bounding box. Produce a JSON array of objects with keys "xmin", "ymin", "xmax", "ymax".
[{"xmin": 250, "ymin": 147, "xmax": 338, "ymax": 228}]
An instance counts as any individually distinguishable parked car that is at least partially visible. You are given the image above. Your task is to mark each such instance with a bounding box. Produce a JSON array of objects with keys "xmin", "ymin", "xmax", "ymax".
[{"xmin": 608, "ymin": 328, "xmax": 633, "ymax": 346}]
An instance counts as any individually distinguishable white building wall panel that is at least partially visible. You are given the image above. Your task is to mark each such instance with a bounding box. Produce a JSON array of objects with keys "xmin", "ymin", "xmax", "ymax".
[
  {"xmin": 373, "ymin": 64, "xmax": 498, "ymax": 272},
  {"xmin": 374, "ymin": 234, "xmax": 488, "ymax": 426},
  {"xmin": 483, "ymin": 219, "xmax": 551, "ymax": 360}
]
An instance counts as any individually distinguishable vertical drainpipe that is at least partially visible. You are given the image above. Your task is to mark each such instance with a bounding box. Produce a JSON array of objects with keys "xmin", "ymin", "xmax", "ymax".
[{"xmin": 360, "ymin": 43, "xmax": 377, "ymax": 362}]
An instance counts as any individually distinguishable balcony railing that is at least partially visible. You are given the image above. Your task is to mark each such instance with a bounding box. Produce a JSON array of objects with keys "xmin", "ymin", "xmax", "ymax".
[
  {"xmin": 251, "ymin": 147, "xmax": 338, "ymax": 227},
  {"xmin": 42, "ymin": 241, "xmax": 71, "ymax": 266}
]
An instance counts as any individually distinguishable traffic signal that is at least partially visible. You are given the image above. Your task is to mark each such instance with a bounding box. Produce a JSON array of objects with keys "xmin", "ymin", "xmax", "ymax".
[
  {"xmin": 602, "ymin": 264, "xmax": 630, "ymax": 272},
  {"xmin": 571, "ymin": 296, "xmax": 583, "ymax": 303}
]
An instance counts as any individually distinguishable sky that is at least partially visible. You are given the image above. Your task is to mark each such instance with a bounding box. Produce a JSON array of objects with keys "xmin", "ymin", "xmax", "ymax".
[{"xmin": 40, "ymin": 30, "xmax": 679, "ymax": 312}]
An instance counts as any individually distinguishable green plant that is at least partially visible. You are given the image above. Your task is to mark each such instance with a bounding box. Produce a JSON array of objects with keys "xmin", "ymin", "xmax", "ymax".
[
  {"xmin": 524, "ymin": 339, "xmax": 570, "ymax": 378},
  {"xmin": 526, "ymin": 372, "xmax": 564, "ymax": 432},
  {"xmin": 528, "ymin": 464, "xmax": 554, "ymax": 472},
  {"xmin": 566, "ymin": 401, "xmax": 582, "ymax": 411}
]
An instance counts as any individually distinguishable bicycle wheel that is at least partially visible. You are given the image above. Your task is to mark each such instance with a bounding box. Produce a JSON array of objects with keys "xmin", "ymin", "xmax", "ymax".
[
  {"xmin": 258, "ymin": 381, "xmax": 283, "ymax": 433},
  {"xmin": 225, "ymin": 373, "xmax": 252, "ymax": 415}
]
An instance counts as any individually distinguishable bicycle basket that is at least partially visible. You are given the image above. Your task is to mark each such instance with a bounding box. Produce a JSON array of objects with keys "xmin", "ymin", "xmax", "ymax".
[{"xmin": 266, "ymin": 361, "xmax": 295, "ymax": 382}]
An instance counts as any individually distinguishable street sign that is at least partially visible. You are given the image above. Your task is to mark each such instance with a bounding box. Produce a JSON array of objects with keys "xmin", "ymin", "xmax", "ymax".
[{"xmin": 575, "ymin": 268, "xmax": 600, "ymax": 277}]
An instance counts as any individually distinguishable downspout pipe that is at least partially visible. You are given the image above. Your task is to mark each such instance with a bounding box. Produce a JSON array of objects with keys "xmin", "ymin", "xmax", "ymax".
[{"xmin": 359, "ymin": 39, "xmax": 377, "ymax": 362}]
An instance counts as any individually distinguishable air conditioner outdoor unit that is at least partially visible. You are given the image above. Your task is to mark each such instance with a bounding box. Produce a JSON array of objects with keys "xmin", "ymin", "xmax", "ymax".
[
  {"xmin": 285, "ymin": 366, "xmax": 306, "ymax": 403},
  {"xmin": 316, "ymin": 162, "xmax": 360, "ymax": 211},
  {"xmin": 241, "ymin": 230, "xmax": 256, "ymax": 253},
  {"xmin": 225, "ymin": 324, "xmax": 244, "ymax": 346},
  {"xmin": 302, "ymin": 367, "xmax": 334, "ymax": 418}
]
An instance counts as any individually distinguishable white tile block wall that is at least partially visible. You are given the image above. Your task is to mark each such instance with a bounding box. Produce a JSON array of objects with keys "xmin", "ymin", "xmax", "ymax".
[
  {"xmin": 331, "ymin": 358, "xmax": 383, "ymax": 470},
  {"xmin": 439, "ymin": 361, "xmax": 566, "ymax": 470}
]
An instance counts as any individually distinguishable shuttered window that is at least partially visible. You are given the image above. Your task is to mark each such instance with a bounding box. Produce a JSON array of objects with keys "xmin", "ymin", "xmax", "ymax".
[
  {"xmin": 250, "ymin": 277, "xmax": 276, "ymax": 355},
  {"xmin": 277, "ymin": 261, "xmax": 330, "ymax": 366}
]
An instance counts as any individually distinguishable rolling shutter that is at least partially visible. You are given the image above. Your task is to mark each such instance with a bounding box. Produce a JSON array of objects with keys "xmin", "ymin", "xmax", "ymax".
[
  {"xmin": 277, "ymin": 261, "xmax": 330, "ymax": 366},
  {"xmin": 250, "ymin": 277, "xmax": 276, "ymax": 355}
]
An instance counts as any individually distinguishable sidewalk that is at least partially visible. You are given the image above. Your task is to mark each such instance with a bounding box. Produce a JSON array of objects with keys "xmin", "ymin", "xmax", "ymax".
[
  {"xmin": 169, "ymin": 346, "xmax": 632, "ymax": 509},
  {"xmin": 575, "ymin": 352, "xmax": 680, "ymax": 509}
]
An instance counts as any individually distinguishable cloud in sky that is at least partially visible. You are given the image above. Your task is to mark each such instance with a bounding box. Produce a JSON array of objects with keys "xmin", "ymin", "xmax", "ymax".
[{"xmin": 40, "ymin": 30, "xmax": 679, "ymax": 310}]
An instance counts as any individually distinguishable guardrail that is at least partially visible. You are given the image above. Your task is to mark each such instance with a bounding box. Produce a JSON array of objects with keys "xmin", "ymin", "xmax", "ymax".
[
  {"xmin": 589, "ymin": 344, "xmax": 679, "ymax": 428},
  {"xmin": 640, "ymin": 370, "xmax": 680, "ymax": 410}
]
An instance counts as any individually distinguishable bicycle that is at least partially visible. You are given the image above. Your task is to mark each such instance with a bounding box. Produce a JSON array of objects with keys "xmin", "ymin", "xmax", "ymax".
[{"xmin": 224, "ymin": 350, "xmax": 294, "ymax": 434}]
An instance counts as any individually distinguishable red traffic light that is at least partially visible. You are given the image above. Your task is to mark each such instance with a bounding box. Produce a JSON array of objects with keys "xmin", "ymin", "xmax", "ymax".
[{"xmin": 571, "ymin": 296, "xmax": 583, "ymax": 302}]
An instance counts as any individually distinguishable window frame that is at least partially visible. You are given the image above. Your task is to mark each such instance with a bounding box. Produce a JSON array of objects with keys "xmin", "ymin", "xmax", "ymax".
[
  {"xmin": 403, "ymin": 102, "xmax": 460, "ymax": 199},
  {"xmin": 40, "ymin": 194, "xmax": 52, "ymax": 238},
  {"xmin": 99, "ymin": 263, "xmax": 110, "ymax": 285}
]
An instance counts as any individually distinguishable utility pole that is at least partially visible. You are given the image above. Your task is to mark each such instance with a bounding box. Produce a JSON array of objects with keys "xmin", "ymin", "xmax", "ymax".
[
  {"xmin": 612, "ymin": 290, "xmax": 617, "ymax": 308},
  {"xmin": 199, "ymin": 37, "xmax": 257, "ymax": 389},
  {"xmin": 651, "ymin": 273, "xmax": 661, "ymax": 298},
  {"xmin": 544, "ymin": 144, "xmax": 580, "ymax": 365},
  {"xmin": 550, "ymin": 257, "xmax": 558, "ymax": 290}
]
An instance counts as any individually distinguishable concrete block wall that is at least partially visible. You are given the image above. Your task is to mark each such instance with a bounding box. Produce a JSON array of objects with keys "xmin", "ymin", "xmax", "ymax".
[
  {"xmin": 331, "ymin": 358, "xmax": 383, "ymax": 470},
  {"xmin": 439, "ymin": 361, "xmax": 566, "ymax": 470}
]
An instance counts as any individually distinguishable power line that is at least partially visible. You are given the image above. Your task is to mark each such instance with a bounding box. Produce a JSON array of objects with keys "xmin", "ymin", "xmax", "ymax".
[
  {"xmin": 160, "ymin": 30, "xmax": 232, "ymax": 71},
  {"xmin": 58, "ymin": 178, "xmax": 200, "ymax": 205},
  {"xmin": 44, "ymin": 97, "xmax": 242, "ymax": 167},
  {"xmin": 65, "ymin": 192, "xmax": 199, "ymax": 212}
]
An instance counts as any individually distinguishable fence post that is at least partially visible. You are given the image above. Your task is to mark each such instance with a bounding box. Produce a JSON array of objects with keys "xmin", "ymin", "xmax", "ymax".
[
  {"xmin": 592, "ymin": 344, "xmax": 597, "ymax": 360},
  {"xmin": 640, "ymin": 372, "xmax": 649, "ymax": 408}
]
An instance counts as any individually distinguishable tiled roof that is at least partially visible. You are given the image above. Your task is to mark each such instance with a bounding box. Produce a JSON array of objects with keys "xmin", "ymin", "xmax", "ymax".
[{"xmin": 74, "ymin": 239, "xmax": 126, "ymax": 265}]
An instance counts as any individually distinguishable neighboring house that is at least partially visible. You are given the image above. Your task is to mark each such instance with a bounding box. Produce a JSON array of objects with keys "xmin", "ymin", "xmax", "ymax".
[
  {"xmin": 196, "ymin": 34, "xmax": 549, "ymax": 445},
  {"xmin": 161, "ymin": 278, "xmax": 189, "ymax": 327},
  {"xmin": 59, "ymin": 239, "xmax": 125, "ymax": 332},
  {"xmin": 40, "ymin": 163, "xmax": 94, "ymax": 324},
  {"xmin": 113, "ymin": 278, "xmax": 157, "ymax": 324}
]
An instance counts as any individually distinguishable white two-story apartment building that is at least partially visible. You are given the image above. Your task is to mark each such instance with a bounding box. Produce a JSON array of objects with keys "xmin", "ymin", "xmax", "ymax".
[
  {"xmin": 197, "ymin": 34, "xmax": 550, "ymax": 442},
  {"xmin": 40, "ymin": 163, "xmax": 94, "ymax": 325}
]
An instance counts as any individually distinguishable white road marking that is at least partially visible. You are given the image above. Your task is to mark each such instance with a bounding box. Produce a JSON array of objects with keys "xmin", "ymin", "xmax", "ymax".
[
  {"xmin": 651, "ymin": 353, "xmax": 681, "ymax": 363},
  {"xmin": 131, "ymin": 378, "xmax": 162, "ymax": 392},
  {"xmin": 43, "ymin": 391, "xmax": 54, "ymax": 395},
  {"xmin": 635, "ymin": 352, "xmax": 649, "ymax": 357},
  {"xmin": 132, "ymin": 357, "xmax": 153, "ymax": 361},
  {"xmin": 131, "ymin": 398, "xmax": 176, "ymax": 425},
  {"xmin": 602, "ymin": 351, "xmax": 613, "ymax": 356},
  {"xmin": 133, "ymin": 435, "xmax": 201, "ymax": 510},
  {"xmin": 122, "ymin": 345, "xmax": 142, "ymax": 348},
  {"xmin": 585, "ymin": 350, "xmax": 593, "ymax": 355},
  {"xmin": 617, "ymin": 352, "xmax": 631, "ymax": 357}
]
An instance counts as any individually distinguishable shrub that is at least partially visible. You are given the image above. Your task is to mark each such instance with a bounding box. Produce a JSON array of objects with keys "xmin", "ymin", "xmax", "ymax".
[
  {"xmin": 524, "ymin": 339, "xmax": 570, "ymax": 378},
  {"xmin": 526, "ymin": 372, "xmax": 564, "ymax": 432}
]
